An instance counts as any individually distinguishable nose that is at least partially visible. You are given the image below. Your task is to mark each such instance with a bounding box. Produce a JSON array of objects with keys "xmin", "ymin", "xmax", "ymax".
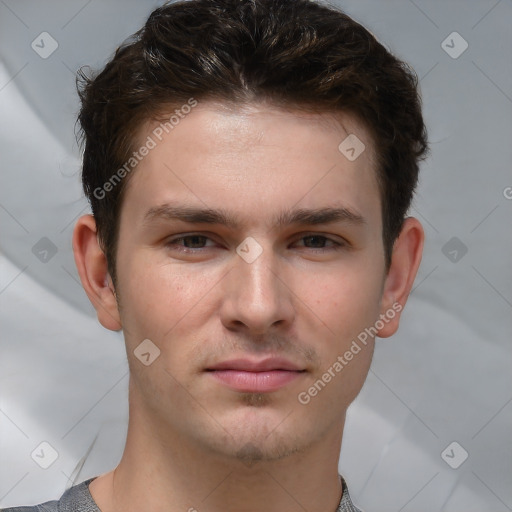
[{"xmin": 219, "ymin": 240, "xmax": 295, "ymax": 335}]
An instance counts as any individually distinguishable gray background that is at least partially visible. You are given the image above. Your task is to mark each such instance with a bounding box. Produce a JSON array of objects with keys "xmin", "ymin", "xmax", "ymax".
[{"xmin": 0, "ymin": 0, "xmax": 511, "ymax": 510}]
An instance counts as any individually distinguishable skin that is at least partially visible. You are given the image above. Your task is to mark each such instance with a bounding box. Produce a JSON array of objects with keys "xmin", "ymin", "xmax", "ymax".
[{"xmin": 73, "ymin": 100, "xmax": 424, "ymax": 512}]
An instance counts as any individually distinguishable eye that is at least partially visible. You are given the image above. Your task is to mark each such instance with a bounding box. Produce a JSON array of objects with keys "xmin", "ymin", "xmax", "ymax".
[
  {"xmin": 293, "ymin": 234, "xmax": 346, "ymax": 251},
  {"xmin": 164, "ymin": 233, "xmax": 347, "ymax": 255},
  {"xmin": 165, "ymin": 234, "xmax": 217, "ymax": 252}
]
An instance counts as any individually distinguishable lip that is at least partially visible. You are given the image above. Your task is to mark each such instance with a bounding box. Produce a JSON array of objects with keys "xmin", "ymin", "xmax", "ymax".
[
  {"xmin": 208, "ymin": 370, "xmax": 304, "ymax": 392},
  {"xmin": 206, "ymin": 358, "xmax": 306, "ymax": 393},
  {"xmin": 206, "ymin": 357, "xmax": 303, "ymax": 372}
]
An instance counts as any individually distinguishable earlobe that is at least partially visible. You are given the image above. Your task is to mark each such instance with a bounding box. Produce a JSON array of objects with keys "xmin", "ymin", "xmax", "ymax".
[
  {"xmin": 72, "ymin": 214, "xmax": 122, "ymax": 331},
  {"xmin": 376, "ymin": 217, "xmax": 424, "ymax": 338}
]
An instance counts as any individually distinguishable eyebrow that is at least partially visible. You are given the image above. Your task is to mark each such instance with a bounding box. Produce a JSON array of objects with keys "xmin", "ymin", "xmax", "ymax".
[{"xmin": 142, "ymin": 202, "xmax": 367, "ymax": 230}]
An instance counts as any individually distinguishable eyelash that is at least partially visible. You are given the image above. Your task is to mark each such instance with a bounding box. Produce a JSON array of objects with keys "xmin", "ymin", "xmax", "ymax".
[{"xmin": 165, "ymin": 233, "xmax": 347, "ymax": 253}]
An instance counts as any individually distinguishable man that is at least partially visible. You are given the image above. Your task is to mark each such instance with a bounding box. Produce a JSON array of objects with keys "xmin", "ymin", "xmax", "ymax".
[{"xmin": 3, "ymin": 0, "xmax": 428, "ymax": 510}]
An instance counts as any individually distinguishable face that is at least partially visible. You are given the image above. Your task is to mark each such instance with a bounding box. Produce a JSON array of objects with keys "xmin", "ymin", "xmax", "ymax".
[{"xmin": 113, "ymin": 101, "xmax": 387, "ymax": 463}]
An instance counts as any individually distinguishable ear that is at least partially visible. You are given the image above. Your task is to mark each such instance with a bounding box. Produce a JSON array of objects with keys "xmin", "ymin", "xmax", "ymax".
[
  {"xmin": 376, "ymin": 217, "xmax": 424, "ymax": 338},
  {"xmin": 72, "ymin": 214, "xmax": 122, "ymax": 331}
]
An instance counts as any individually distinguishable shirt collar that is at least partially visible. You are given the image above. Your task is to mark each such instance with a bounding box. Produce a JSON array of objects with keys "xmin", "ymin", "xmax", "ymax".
[
  {"xmin": 72, "ymin": 475, "xmax": 363, "ymax": 512},
  {"xmin": 337, "ymin": 474, "xmax": 363, "ymax": 512}
]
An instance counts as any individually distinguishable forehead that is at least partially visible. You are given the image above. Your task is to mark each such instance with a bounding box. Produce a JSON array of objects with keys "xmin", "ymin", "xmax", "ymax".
[
  {"xmin": 121, "ymin": 100, "xmax": 381, "ymax": 231},
  {"xmin": 142, "ymin": 100, "xmax": 377, "ymax": 163}
]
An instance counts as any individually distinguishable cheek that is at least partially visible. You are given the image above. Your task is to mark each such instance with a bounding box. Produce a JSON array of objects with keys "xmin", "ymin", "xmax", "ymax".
[
  {"xmin": 118, "ymin": 252, "xmax": 223, "ymax": 343},
  {"xmin": 297, "ymin": 261, "xmax": 383, "ymax": 341},
  {"xmin": 116, "ymin": 252, "xmax": 169, "ymax": 341}
]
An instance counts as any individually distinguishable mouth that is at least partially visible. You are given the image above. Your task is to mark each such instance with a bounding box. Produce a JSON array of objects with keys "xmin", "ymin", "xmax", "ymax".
[{"xmin": 205, "ymin": 358, "xmax": 306, "ymax": 393}]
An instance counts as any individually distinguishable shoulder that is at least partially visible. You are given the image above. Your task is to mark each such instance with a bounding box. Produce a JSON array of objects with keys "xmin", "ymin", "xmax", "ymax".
[
  {"xmin": 1, "ymin": 477, "xmax": 99, "ymax": 512},
  {"xmin": 1, "ymin": 502, "xmax": 58, "ymax": 512}
]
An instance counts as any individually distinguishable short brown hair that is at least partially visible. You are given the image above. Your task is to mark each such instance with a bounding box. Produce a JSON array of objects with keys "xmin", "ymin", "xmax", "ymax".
[{"xmin": 76, "ymin": 0, "xmax": 429, "ymax": 286}]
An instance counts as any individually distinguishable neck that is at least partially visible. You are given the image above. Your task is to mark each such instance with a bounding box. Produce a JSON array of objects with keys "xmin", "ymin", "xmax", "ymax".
[{"xmin": 90, "ymin": 383, "xmax": 346, "ymax": 512}]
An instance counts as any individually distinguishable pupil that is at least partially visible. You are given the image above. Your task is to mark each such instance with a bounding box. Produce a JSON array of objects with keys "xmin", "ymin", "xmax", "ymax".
[
  {"xmin": 186, "ymin": 236, "xmax": 205, "ymax": 248},
  {"xmin": 306, "ymin": 236, "xmax": 324, "ymax": 248}
]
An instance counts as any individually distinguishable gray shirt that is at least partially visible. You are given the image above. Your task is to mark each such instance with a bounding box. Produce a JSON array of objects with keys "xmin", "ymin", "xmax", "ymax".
[{"xmin": 2, "ymin": 474, "xmax": 363, "ymax": 512}]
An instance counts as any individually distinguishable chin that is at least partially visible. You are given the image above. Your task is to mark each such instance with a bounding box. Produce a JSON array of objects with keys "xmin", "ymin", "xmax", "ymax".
[{"xmin": 198, "ymin": 407, "xmax": 320, "ymax": 464}]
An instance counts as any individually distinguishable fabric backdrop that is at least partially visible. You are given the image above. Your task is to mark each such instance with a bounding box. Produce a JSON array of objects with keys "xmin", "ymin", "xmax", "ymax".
[{"xmin": 1, "ymin": 1, "xmax": 511, "ymax": 510}]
